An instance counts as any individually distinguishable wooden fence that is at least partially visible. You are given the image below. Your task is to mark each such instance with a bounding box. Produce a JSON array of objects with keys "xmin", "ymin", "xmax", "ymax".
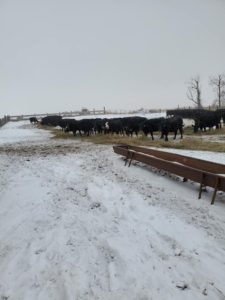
[
  {"xmin": 8, "ymin": 109, "xmax": 107, "ymax": 121},
  {"xmin": 0, "ymin": 116, "xmax": 10, "ymax": 127},
  {"xmin": 3, "ymin": 108, "xmax": 166, "ymax": 123}
]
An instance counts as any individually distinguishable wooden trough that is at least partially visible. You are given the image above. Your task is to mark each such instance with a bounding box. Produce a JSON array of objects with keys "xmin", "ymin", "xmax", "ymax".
[{"xmin": 113, "ymin": 144, "xmax": 225, "ymax": 204}]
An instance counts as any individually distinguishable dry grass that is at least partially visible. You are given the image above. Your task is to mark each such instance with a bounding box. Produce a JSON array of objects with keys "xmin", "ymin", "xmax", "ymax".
[
  {"xmin": 42, "ymin": 126, "xmax": 225, "ymax": 153},
  {"xmin": 184, "ymin": 126, "xmax": 225, "ymax": 136}
]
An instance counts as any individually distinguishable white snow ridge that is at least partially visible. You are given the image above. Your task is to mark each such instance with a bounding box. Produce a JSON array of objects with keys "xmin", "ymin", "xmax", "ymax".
[{"xmin": 0, "ymin": 121, "xmax": 225, "ymax": 300}]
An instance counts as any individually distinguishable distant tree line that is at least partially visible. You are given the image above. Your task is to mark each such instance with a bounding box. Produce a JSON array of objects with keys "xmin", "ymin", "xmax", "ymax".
[{"xmin": 187, "ymin": 74, "xmax": 225, "ymax": 109}]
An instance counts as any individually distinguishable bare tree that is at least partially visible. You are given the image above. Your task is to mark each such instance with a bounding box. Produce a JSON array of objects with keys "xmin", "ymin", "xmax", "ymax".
[
  {"xmin": 186, "ymin": 76, "xmax": 203, "ymax": 109},
  {"xmin": 209, "ymin": 74, "xmax": 225, "ymax": 108}
]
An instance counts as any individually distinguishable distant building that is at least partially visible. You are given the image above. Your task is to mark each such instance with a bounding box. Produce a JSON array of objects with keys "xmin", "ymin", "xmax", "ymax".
[{"xmin": 81, "ymin": 108, "xmax": 90, "ymax": 115}]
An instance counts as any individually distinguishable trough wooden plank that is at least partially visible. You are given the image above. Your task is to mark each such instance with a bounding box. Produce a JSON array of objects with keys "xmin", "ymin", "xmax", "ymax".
[{"xmin": 113, "ymin": 145, "xmax": 225, "ymax": 198}]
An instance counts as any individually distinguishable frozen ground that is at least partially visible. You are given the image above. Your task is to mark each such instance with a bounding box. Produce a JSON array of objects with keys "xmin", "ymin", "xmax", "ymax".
[{"xmin": 0, "ymin": 121, "xmax": 225, "ymax": 300}]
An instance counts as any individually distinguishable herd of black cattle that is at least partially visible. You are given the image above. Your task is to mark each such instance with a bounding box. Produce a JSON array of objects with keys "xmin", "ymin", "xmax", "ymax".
[{"xmin": 29, "ymin": 108, "xmax": 225, "ymax": 141}]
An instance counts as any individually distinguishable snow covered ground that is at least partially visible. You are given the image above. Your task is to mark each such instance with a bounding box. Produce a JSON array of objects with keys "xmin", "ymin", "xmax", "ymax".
[
  {"xmin": 69, "ymin": 112, "xmax": 166, "ymax": 121},
  {"xmin": 64, "ymin": 112, "xmax": 193, "ymax": 128},
  {"xmin": 0, "ymin": 121, "xmax": 225, "ymax": 300}
]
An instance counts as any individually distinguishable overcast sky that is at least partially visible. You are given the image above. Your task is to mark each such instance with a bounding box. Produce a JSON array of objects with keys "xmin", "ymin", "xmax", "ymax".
[{"xmin": 1, "ymin": 0, "xmax": 225, "ymax": 115}]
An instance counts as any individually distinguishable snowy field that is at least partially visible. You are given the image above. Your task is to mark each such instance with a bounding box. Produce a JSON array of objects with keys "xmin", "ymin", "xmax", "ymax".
[
  {"xmin": 64, "ymin": 112, "xmax": 194, "ymax": 128},
  {"xmin": 0, "ymin": 121, "xmax": 225, "ymax": 300}
]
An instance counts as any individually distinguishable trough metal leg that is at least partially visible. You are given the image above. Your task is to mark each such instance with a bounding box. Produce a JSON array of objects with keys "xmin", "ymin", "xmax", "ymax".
[
  {"xmin": 124, "ymin": 151, "xmax": 134, "ymax": 167},
  {"xmin": 128, "ymin": 152, "xmax": 134, "ymax": 167},
  {"xmin": 124, "ymin": 152, "xmax": 130, "ymax": 166},
  {"xmin": 211, "ymin": 178, "xmax": 220, "ymax": 205},
  {"xmin": 198, "ymin": 173, "xmax": 206, "ymax": 199}
]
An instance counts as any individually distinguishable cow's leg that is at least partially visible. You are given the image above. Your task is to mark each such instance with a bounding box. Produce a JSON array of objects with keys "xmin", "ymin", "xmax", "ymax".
[
  {"xmin": 180, "ymin": 128, "xmax": 183, "ymax": 139},
  {"xmin": 173, "ymin": 130, "xmax": 177, "ymax": 140},
  {"xmin": 150, "ymin": 132, "xmax": 154, "ymax": 140}
]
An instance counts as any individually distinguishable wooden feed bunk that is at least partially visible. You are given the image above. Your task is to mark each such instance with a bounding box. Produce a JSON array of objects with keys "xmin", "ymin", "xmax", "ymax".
[{"xmin": 113, "ymin": 144, "xmax": 225, "ymax": 204}]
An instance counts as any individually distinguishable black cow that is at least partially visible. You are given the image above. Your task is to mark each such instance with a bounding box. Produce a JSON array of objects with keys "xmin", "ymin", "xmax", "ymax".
[
  {"xmin": 122, "ymin": 116, "xmax": 147, "ymax": 137},
  {"xmin": 65, "ymin": 118, "xmax": 96, "ymax": 136},
  {"xmin": 64, "ymin": 119, "xmax": 80, "ymax": 135},
  {"xmin": 216, "ymin": 109, "xmax": 225, "ymax": 125},
  {"xmin": 193, "ymin": 111, "xmax": 221, "ymax": 132},
  {"xmin": 93, "ymin": 118, "xmax": 103, "ymax": 134},
  {"xmin": 141, "ymin": 117, "xmax": 165, "ymax": 140},
  {"xmin": 77, "ymin": 119, "xmax": 94, "ymax": 136},
  {"xmin": 29, "ymin": 117, "xmax": 38, "ymax": 124},
  {"xmin": 93, "ymin": 118, "xmax": 108, "ymax": 134},
  {"xmin": 108, "ymin": 118, "xmax": 124, "ymax": 135},
  {"xmin": 160, "ymin": 116, "xmax": 183, "ymax": 141},
  {"xmin": 41, "ymin": 115, "xmax": 62, "ymax": 126},
  {"xmin": 58, "ymin": 118, "xmax": 74, "ymax": 131},
  {"xmin": 166, "ymin": 109, "xmax": 206, "ymax": 119}
]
